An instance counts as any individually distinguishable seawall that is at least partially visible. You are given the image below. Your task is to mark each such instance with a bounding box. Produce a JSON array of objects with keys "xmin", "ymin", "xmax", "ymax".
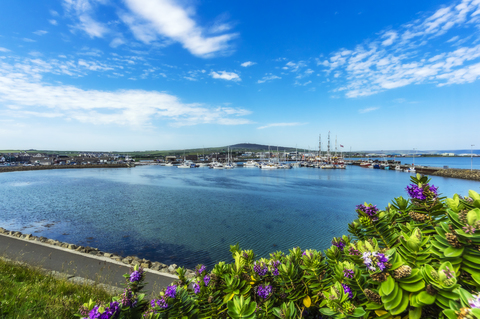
[{"xmin": 0, "ymin": 163, "xmax": 131, "ymax": 174}]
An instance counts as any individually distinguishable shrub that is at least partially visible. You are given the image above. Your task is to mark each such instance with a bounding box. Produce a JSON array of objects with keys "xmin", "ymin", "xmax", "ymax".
[{"xmin": 78, "ymin": 174, "xmax": 480, "ymax": 318}]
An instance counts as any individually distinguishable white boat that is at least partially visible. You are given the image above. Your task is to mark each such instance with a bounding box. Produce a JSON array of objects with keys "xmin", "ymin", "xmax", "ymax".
[
  {"xmin": 321, "ymin": 164, "xmax": 335, "ymax": 169},
  {"xmin": 197, "ymin": 162, "xmax": 209, "ymax": 167},
  {"xmin": 244, "ymin": 160, "xmax": 258, "ymax": 167},
  {"xmin": 178, "ymin": 161, "xmax": 195, "ymax": 168},
  {"xmin": 211, "ymin": 162, "xmax": 224, "ymax": 169},
  {"xmin": 395, "ymin": 165, "xmax": 402, "ymax": 171},
  {"xmin": 277, "ymin": 163, "xmax": 292, "ymax": 169},
  {"xmin": 165, "ymin": 162, "xmax": 174, "ymax": 167},
  {"xmin": 260, "ymin": 162, "xmax": 277, "ymax": 169},
  {"xmin": 224, "ymin": 163, "xmax": 235, "ymax": 169},
  {"xmin": 404, "ymin": 166, "xmax": 416, "ymax": 173}
]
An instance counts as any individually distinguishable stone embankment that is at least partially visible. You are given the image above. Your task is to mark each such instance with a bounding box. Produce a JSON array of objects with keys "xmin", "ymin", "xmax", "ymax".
[
  {"xmin": 430, "ymin": 168, "xmax": 480, "ymax": 182},
  {"xmin": 0, "ymin": 227, "xmax": 196, "ymax": 279},
  {"xmin": 0, "ymin": 163, "xmax": 132, "ymax": 174}
]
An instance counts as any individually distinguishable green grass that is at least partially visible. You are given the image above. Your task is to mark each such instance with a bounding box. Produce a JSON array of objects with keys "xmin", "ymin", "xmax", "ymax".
[{"xmin": 0, "ymin": 258, "xmax": 114, "ymax": 319}]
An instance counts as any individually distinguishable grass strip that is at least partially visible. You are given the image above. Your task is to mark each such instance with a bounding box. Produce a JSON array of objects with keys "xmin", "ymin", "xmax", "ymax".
[{"xmin": 0, "ymin": 258, "xmax": 114, "ymax": 319}]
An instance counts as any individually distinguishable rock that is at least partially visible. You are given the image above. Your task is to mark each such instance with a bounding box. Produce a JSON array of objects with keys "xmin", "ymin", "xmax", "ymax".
[
  {"xmin": 24, "ymin": 234, "xmax": 32, "ymax": 240},
  {"xmin": 122, "ymin": 258, "xmax": 132, "ymax": 265},
  {"xmin": 0, "ymin": 227, "xmax": 6, "ymax": 234},
  {"xmin": 67, "ymin": 244, "xmax": 77, "ymax": 250},
  {"xmin": 14, "ymin": 232, "xmax": 22, "ymax": 238},
  {"xmin": 61, "ymin": 243, "xmax": 69, "ymax": 248},
  {"xmin": 141, "ymin": 259, "xmax": 152, "ymax": 267},
  {"xmin": 151, "ymin": 262, "xmax": 166, "ymax": 271},
  {"xmin": 103, "ymin": 253, "xmax": 113, "ymax": 258},
  {"xmin": 159, "ymin": 268, "xmax": 170, "ymax": 273},
  {"xmin": 39, "ymin": 237, "xmax": 47, "ymax": 242},
  {"xmin": 140, "ymin": 263, "xmax": 151, "ymax": 269},
  {"xmin": 88, "ymin": 251, "xmax": 98, "ymax": 256},
  {"xmin": 112, "ymin": 257, "xmax": 122, "ymax": 262},
  {"xmin": 75, "ymin": 246, "xmax": 84, "ymax": 252},
  {"xmin": 131, "ymin": 260, "xmax": 141, "ymax": 266},
  {"xmin": 168, "ymin": 264, "xmax": 177, "ymax": 273}
]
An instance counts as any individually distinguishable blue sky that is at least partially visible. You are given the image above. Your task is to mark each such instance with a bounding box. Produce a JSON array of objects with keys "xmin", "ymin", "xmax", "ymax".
[{"xmin": 1, "ymin": 0, "xmax": 480, "ymax": 151}]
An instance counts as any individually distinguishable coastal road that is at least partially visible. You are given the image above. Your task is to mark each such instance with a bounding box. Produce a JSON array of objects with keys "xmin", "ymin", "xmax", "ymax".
[{"xmin": 0, "ymin": 233, "xmax": 177, "ymax": 297}]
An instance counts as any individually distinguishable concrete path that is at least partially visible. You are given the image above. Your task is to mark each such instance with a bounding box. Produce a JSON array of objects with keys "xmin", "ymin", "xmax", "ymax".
[{"xmin": 0, "ymin": 233, "xmax": 177, "ymax": 297}]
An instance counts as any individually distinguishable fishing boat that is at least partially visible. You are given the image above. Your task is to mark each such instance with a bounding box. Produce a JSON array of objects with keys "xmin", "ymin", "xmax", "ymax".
[
  {"xmin": 178, "ymin": 161, "xmax": 195, "ymax": 168},
  {"xmin": 165, "ymin": 162, "xmax": 174, "ymax": 167}
]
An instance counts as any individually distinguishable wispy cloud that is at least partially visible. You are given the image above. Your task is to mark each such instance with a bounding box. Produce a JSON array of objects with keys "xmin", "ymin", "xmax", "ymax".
[
  {"xmin": 0, "ymin": 60, "xmax": 252, "ymax": 128},
  {"xmin": 257, "ymin": 122, "xmax": 306, "ymax": 129},
  {"xmin": 320, "ymin": 0, "xmax": 480, "ymax": 97},
  {"xmin": 49, "ymin": 19, "xmax": 58, "ymax": 25},
  {"xmin": 123, "ymin": 0, "xmax": 238, "ymax": 57},
  {"xmin": 0, "ymin": 47, "xmax": 10, "ymax": 52},
  {"xmin": 33, "ymin": 30, "xmax": 48, "ymax": 36},
  {"xmin": 23, "ymin": 38, "xmax": 36, "ymax": 42},
  {"xmin": 241, "ymin": 61, "xmax": 256, "ymax": 67},
  {"xmin": 257, "ymin": 73, "xmax": 281, "ymax": 83},
  {"xmin": 358, "ymin": 107, "xmax": 380, "ymax": 114},
  {"xmin": 210, "ymin": 71, "xmax": 241, "ymax": 81},
  {"xmin": 63, "ymin": 0, "xmax": 108, "ymax": 38}
]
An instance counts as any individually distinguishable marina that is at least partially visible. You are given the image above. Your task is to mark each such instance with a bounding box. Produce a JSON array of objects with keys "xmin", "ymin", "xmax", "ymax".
[{"xmin": 0, "ymin": 163, "xmax": 479, "ymax": 269}]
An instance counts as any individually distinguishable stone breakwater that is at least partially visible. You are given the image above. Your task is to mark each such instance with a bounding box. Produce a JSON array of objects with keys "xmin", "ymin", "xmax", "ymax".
[
  {"xmin": 0, "ymin": 164, "xmax": 131, "ymax": 173},
  {"xmin": 430, "ymin": 168, "xmax": 480, "ymax": 182},
  {"xmin": 0, "ymin": 227, "xmax": 196, "ymax": 279}
]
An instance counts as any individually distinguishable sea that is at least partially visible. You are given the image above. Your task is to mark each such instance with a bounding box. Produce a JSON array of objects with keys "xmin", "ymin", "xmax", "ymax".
[{"xmin": 0, "ymin": 156, "xmax": 479, "ymax": 268}]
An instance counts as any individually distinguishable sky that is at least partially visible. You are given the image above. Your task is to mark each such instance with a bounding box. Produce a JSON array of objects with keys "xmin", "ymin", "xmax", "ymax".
[{"xmin": 1, "ymin": 0, "xmax": 480, "ymax": 151}]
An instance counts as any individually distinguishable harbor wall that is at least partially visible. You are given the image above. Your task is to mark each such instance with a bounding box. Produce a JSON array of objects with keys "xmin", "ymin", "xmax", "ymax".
[{"xmin": 0, "ymin": 163, "xmax": 131, "ymax": 174}]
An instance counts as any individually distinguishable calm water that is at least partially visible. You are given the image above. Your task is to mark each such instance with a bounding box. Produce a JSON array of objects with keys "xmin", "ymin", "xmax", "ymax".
[
  {"xmin": 1, "ymin": 165, "xmax": 479, "ymax": 268},
  {"xmin": 346, "ymin": 156, "xmax": 480, "ymax": 169}
]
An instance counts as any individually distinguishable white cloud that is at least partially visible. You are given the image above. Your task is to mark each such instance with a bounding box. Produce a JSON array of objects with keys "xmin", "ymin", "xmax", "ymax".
[
  {"xmin": 241, "ymin": 61, "xmax": 256, "ymax": 67},
  {"xmin": 0, "ymin": 60, "xmax": 252, "ymax": 128},
  {"xmin": 359, "ymin": 107, "xmax": 380, "ymax": 114},
  {"xmin": 123, "ymin": 0, "xmax": 238, "ymax": 57},
  {"xmin": 210, "ymin": 71, "xmax": 241, "ymax": 81},
  {"xmin": 320, "ymin": 0, "xmax": 480, "ymax": 97},
  {"xmin": 382, "ymin": 31, "xmax": 397, "ymax": 46},
  {"xmin": 49, "ymin": 19, "xmax": 58, "ymax": 25},
  {"xmin": 257, "ymin": 73, "xmax": 281, "ymax": 83},
  {"xmin": 258, "ymin": 122, "xmax": 306, "ymax": 129},
  {"xmin": 0, "ymin": 47, "xmax": 10, "ymax": 52},
  {"xmin": 23, "ymin": 38, "xmax": 36, "ymax": 42},
  {"xmin": 63, "ymin": 0, "xmax": 108, "ymax": 38},
  {"xmin": 110, "ymin": 37, "xmax": 125, "ymax": 48},
  {"xmin": 33, "ymin": 30, "xmax": 48, "ymax": 36}
]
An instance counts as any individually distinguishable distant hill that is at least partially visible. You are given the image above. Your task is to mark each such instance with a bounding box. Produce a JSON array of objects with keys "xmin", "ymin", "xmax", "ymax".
[{"xmin": 228, "ymin": 143, "xmax": 297, "ymax": 151}]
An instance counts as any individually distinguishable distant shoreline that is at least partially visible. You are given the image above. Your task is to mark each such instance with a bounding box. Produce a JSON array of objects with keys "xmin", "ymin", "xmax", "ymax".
[{"xmin": 0, "ymin": 164, "xmax": 131, "ymax": 174}]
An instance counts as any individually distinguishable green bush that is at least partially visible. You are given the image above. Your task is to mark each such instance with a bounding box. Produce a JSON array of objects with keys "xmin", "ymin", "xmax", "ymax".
[{"xmin": 80, "ymin": 174, "xmax": 480, "ymax": 318}]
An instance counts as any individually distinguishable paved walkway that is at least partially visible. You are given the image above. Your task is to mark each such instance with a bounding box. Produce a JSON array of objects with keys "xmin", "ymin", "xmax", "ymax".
[{"xmin": 0, "ymin": 233, "xmax": 177, "ymax": 297}]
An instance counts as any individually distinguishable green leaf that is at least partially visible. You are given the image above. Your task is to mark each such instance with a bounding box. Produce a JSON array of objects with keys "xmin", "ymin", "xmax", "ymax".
[
  {"xmin": 417, "ymin": 291, "xmax": 436, "ymax": 305},
  {"xmin": 444, "ymin": 246, "xmax": 464, "ymax": 258},
  {"xmin": 399, "ymin": 280, "xmax": 425, "ymax": 292},
  {"xmin": 390, "ymin": 291, "xmax": 409, "ymax": 315},
  {"xmin": 381, "ymin": 276, "xmax": 395, "ymax": 296},
  {"xmin": 443, "ymin": 309, "xmax": 458, "ymax": 319},
  {"xmin": 409, "ymin": 307, "xmax": 422, "ymax": 319}
]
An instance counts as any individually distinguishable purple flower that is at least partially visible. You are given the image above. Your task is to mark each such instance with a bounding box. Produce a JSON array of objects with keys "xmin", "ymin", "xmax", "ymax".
[
  {"xmin": 357, "ymin": 204, "xmax": 379, "ymax": 220},
  {"xmin": 165, "ymin": 285, "xmax": 177, "ymax": 299},
  {"xmin": 254, "ymin": 261, "xmax": 268, "ymax": 277},
  {"xmin": 204, "ymin": 275, "xmax": 211, "ymax": 286},
  {"xmin": 193, "ymin": 281, "xmax": 200, "ymax": 294},
  {"xmin": 270, "ymin": 260, "xmax": 281, "ymax": 276},
  {"xmin": 362, "ymin": 252, "xmax": 389, "ymax": 272},
  {"xmin": 348, "ymin": 247, "xmax": 360, "ymax": 256},
  {"xmin": 343, "ymin": 269, "xmax": 354, "ymax": 279},
  {"xmin": 342, "ymin": 283, "xmax": 353, "ymax": 299},
  {"xmin": 406, "ymin": 183, "xmax": 438, "ymax": 201},
  {"xmin": 121, "ymin": 288, "xmax": 136, "ymax": 307},
  {"xmin": 129, "ymin": 270, "xmax": 142, "ymax": 283},
  {"xmin": 469, "ymin": 294, "xmax": 480, "ymax": 309},
  {"xmin": 332, "ymin": 237, "xmax": 346, "ymax": 251},
  {"xmin": 87, "ymin": 301, "xmax": 120, "ymax": 319},
  {"xmin": 257, "ymin": 284, "xmax": 273, "ymax": 299},
  {"xmin": 196, "ymin": 265, "xmax": 206, "ymax": 276},
  {"xmin": 156, "ymin": 297, "xmax": 169, "ymax": 309}
]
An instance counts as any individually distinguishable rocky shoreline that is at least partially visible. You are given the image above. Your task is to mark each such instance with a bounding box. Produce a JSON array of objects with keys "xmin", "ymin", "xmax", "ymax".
[
  {"xmin": 430, "ymin": 168, "xmax": 480, "ymax": 182},
  {"xmin": 0, "ymin": 163, "xmax": 132, "ymax": 173},
  {"xmin": 0, "ymin": 227, "xmax": 196, "ymax": 279}
]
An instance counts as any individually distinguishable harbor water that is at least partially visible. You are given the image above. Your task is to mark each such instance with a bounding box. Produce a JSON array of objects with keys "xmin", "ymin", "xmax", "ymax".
[{"xmin": 1, "ymin": 163, "xmax": 480, "ymax": 268}]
